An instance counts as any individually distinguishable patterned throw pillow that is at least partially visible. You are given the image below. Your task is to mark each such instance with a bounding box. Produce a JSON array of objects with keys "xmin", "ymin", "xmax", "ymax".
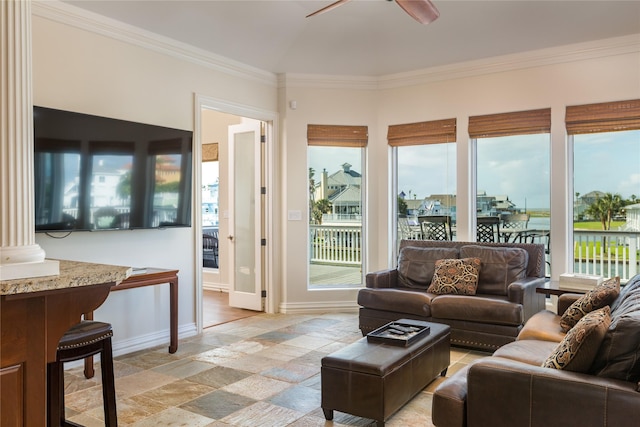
[
  {"xmin": 542, "ymin": 306, "xmax": 611, "ymax": 372},
  {"xmin": 427, "ymin": 258, "xmax": 481, "ymax": 295},
  {"xmin": 560, "ymin": 276, "xmax": 620, "ymax": 332}
]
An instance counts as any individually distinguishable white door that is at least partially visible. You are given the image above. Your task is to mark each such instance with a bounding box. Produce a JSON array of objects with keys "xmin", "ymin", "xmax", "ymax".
[{"xmin": 228, "ymin": 121, "xmax": 263, "ymax": 310}]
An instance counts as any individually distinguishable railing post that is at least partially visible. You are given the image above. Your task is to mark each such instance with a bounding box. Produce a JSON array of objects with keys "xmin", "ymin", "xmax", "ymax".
[{"xmin": 630, "ymin": 236, "xmax": 638, "ymax": 278}]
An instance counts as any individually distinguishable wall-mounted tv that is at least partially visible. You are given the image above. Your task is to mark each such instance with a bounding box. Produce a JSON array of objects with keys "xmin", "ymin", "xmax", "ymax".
[{"xmin": 34, "ymin": 106, "xmax": 193, "ymax": 232}]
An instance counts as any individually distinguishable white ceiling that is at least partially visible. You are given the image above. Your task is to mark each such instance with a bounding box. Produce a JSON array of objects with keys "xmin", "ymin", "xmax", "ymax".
[{"xmin": 63, "ymin": 0, "xmax": 640, "ymax": 76}]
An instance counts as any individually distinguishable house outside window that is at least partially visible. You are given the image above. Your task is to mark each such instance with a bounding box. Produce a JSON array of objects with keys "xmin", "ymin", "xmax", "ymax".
[{"xmin": 307, "ymin": 124, "xmax": 367, "ymax": 288}]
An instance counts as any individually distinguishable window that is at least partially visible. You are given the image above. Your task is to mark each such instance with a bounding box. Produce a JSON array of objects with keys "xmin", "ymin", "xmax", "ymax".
[
  {"xmin": 202, "ymin": 143, "xmax": 219, "ymax": 269},
  {"xmin": 307, "ymin": 125, "xmax": 367, "ymax": 288},
  {"xmin": 568, "ymin": 99, "xmax": 640, "ymax": 281},
  {"xmin": 389, "ymin": 119, "xmax": 456, "ymax": 248},
  {"xmin": 471, "ymin": 109, "xmax": 551, "ymax": 272}
]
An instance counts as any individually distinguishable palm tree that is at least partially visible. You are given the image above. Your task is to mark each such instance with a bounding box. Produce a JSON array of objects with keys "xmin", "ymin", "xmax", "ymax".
[
  {"xmin": 585, "ymin": 192, "xmax": 623, "ymax": 230},
  {"xmin": 309, "ymin": 167, "xmax": 316, "ymax": 220},
  {"xmin": 398, "ymin": 196, "xmax": 408, "ymax": 215},
  {"xmin": 312, "ymin": 199, "xmax": 332, "ymax": 224}
]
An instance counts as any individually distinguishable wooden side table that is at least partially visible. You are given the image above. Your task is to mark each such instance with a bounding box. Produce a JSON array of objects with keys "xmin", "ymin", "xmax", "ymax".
[
  {"xmin": 535, "ymin": 280, "xmax": 586, "ymax": 296},
  {"xmin": 84, "ymin": 267, "xmax": 179, "ymax": 378}
]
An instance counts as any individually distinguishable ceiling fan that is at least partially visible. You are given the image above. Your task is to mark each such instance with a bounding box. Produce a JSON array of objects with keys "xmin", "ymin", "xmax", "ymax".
[{"xmin": 306, "ymin": 0, "xmax": 440, "ymax": 25}]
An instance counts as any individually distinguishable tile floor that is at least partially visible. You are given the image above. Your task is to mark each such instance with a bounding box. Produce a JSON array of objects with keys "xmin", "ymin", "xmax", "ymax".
[{"xmin": 63, "ymin": 312, "xmax": 489, "ymax": 426}]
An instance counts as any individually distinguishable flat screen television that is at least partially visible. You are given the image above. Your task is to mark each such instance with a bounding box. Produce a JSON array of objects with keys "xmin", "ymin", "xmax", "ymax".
[{"xmin": 34, "ymin": 106, "xmax": 193, "ymax": 232}]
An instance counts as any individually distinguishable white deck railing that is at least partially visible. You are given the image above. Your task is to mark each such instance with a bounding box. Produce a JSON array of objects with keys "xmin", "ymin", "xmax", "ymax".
[
  {"xmin": 573, "ymin": 230, "xmax": 639, "ymax": 282},
  {"xmin": 310, "ymin": 224, "xmax": 640, "ymax": 281},
  {"xmin": 309, "ymin": 224, "xmax": 362, "ymax": 265}
]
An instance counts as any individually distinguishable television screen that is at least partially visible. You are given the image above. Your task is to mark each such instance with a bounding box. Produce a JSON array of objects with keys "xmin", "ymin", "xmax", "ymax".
[{"xmin": 34, "ymin": 106, "xmax": 193, "ymax": 232}]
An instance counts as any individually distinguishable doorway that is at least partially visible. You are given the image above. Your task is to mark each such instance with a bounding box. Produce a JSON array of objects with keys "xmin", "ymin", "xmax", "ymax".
[{"xmin": 195, "ymin": 95, "xmax": 277, "ymax": 332}]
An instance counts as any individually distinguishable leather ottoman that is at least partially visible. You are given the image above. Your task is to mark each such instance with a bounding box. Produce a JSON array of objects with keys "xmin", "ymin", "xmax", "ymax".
[{"xmin": 321, "ymin": 321, "xmax": 450, "ymax": 427}]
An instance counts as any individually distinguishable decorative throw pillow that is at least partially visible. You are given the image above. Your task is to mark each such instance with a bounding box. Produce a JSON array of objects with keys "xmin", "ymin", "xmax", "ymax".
[
  {"xmin": 542, "ymin": 306, "xmax": 611, "ymax": 372},
  {"xmin": 397, "ymin": 246, "xmax": 459, "ymax": 289},
  {"xmin": 560, "ymin": 276, "xmax": 620, "ymax": 332},
  {"xmin": 427, "ymin": 258, "xmax": 481, "ymax": 295},
  {"xmin": 459, "ymin": 245, "xmax": 528, "ymax": 295}
]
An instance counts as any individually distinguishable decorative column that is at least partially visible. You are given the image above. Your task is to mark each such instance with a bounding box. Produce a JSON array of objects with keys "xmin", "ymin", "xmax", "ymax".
[{"xmin": 0, "ymin": 0, "xmax": 58, "ymax": 280}]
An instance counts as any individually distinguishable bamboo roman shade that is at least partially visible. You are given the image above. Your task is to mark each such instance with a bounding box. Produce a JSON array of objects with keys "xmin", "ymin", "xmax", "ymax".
[
  {"xmin": 387, "ymin": 118, "xmax": 456, "ymax": 146},
  {"xmin": 202, "ymin": 143, "xmax": 218, "ymax": 162},
  {"xmin": 468, "ymin": 108, "xmax": 551, "ymax": 138},
  {"xmin": 307, "ymin": 124, "xmax": 368, "ymax": 147},
  {"xmin": 566, "ymin": 99, "xmax": 640, "ymax": 135}
]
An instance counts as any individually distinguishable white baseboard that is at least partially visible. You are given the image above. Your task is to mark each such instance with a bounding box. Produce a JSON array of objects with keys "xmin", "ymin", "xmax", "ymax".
[
  {"xmin": 279, "ymin": 301, "xmax": 360, "ymax": 314},
  {"xmin": 112, "ymin": 322, "xmax": 198, "ymax": 358},
  {"xmin": 63, "ymin": 322, "xmax": 198, "ymax": 370},
  {"xmin": 203, "ymin": 283, "xmax": 229, "ymax": 292}
]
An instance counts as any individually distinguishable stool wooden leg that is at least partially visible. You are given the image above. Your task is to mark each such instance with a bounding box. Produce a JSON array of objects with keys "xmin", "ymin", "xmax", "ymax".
[
  {"xmin": 100, "ymin": 337, "xmax": 118, "ymax": 427},
  {"xmin": 84, "ymin": 356, "xmax": 95, "ymax": 379},
  {"xmin": 83, "ymin": 312, "xmax": 95, "ymax": 379},
  {"xmin": 46, "ymin": 361, "xmax": 64, "ymax": 427}
]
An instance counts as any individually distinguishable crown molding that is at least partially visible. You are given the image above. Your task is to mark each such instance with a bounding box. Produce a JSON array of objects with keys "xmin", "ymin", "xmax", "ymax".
[
  {"xmin": 31, "ymin": 1, "xmax": 639, "ymax": 92},
  {"xmin": 277, "ymin": 73, "xmax": 380, "ymax": 91},
  {"xmin": 377, "ymin": 33, "xmax": 640, "ymax": 90},
  {"xmin": 282, "ymin": 33, "xmax": 640, "ymax": 90},
  {"xmin": 31, "ymin": 0, "xmax": 278, "ymax": 87}
]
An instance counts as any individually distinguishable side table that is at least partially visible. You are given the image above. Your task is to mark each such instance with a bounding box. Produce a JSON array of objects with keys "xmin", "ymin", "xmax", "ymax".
[
  {"xmin": 84, "ymin": 267, "xmax": 179, "ymax": 378},
  {"xmin": 535, "ymin": 280, "xmax": 586, "ymax": 297}
]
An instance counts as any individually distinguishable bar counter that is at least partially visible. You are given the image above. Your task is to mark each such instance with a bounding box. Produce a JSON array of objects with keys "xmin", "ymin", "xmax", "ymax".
[{"xmin": 0, "ymin": 259, "xmax": 130, "ymax": 426}]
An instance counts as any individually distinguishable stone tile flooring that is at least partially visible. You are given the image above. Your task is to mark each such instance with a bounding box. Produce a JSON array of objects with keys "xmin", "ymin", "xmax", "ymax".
[{"xmin": 63, "ymin": 313, "xmax": 489, "ymax": 426}]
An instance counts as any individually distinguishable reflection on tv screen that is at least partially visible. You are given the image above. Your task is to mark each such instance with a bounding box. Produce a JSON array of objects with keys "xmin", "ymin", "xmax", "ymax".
[{"xmin": 34, "ymin": 106, "xmax": 193, "ymax": 232}]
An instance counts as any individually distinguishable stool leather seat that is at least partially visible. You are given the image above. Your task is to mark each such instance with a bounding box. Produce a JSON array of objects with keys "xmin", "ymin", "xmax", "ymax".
[{"xmin": 47, "ymin": 320, "xmax": 117, "ymax": 427}]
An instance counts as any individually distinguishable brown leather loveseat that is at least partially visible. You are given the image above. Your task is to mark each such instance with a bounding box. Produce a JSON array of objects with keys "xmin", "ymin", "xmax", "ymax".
[
  {"xmin": 432, "ymin": 274, "xmax": 640, "ymax": 427},
  {"xmin": 358, "ymin": 240, "xmax": 546, "ymax": 351}
]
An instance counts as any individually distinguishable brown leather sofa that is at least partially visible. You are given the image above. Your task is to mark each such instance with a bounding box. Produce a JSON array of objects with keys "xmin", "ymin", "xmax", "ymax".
[
  {"xmin": 358, "ymin": 240, "xmax": 546, "ymax": 351},
  {"xmin": 432, "ymin": 274, "xmax": 640, "ymax": 427}
]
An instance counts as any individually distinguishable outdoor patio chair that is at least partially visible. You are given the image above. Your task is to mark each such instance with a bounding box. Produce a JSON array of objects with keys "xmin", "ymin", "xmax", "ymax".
[
  {"xmin": 418, "ymin": 215, "xmax": 452, "ymax": 241},
  {"xmin": 476, "ymin": 216, "xmax": 501, "ymax": 242},
  {"xmin": 398, "ymin": 215, "xmax": 420, "ymax": 240},
  {"xmin": 500, "ymin": 213, "xmax": 530, "ymax": 242},
  {"xmin": 203, "ymin": 232, "xmax": 219, "ymax": 268},
  {"xmin": 522, "ymin": 229, "xmax": 551, "ymax": 276}
]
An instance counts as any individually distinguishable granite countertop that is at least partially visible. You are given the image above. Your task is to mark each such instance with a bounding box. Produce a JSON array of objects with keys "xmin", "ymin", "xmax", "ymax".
[{"xmin": 0, "ymin": 259, "xmax": 132, "ymax": 296}]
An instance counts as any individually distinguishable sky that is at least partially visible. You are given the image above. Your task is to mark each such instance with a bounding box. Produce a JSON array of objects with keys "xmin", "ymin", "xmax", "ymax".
[
  {"xmin": 574, "ymin": 130, "xmax": 640, "ymax": 201},
  {"xmin": 307, "ymin": 130, "xmax": 640, "ymax": 211}
]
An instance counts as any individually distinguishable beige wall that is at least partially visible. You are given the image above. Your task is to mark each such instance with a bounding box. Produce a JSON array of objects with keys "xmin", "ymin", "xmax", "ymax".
[
  {"xmin": 277, "ymin": 48, "xmax": 640, "ymax": 312},
  {"xmin": 29, "ymin": 6, "xmax": 640, "ymax": 353},
  {"xmin": 32, "ymin": 14, "xmax": 277, "ymax": 355}
]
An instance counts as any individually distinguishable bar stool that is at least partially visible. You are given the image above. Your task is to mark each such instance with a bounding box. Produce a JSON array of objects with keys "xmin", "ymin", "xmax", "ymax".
[{"xmin": 47, "ymin": 321, "xmax": 118, "ymax": 427}]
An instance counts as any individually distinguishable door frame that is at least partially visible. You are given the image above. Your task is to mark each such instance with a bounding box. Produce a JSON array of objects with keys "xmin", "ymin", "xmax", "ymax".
[{"xmin": 193, "ymin": 94, "xmax": 278, "ymax": 333}]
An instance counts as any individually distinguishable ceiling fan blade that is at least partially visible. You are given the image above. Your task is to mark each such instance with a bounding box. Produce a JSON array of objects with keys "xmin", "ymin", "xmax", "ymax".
[
  {"xmin": 306, "ymin": 0, "xmax": 353, "ymax": 18},
  {"xmin": 395, "ymin": 0, "xmax": 440, "ymax": 24}
]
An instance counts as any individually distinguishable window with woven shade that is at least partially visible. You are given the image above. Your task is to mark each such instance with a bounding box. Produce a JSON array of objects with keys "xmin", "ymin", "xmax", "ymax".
[
  {"xmin": 307, "ymin": 124, "xmax": 367, "ymax": 288},
  {"xmin": 387, "ymin": 118, "xmax": 457, "ymax": 248},
  {"xmin": 470, "ymin": 109, "xmax": 551, "ymax": 274},
  {"xmin": 570, "ymin": 100, "xmax": 640, "ymax": 255}
]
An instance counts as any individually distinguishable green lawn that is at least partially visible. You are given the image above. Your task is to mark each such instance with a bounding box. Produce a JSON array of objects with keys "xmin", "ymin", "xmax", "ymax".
[
  {"xmin": 572, "ymin": 221, "xmax": 635, "ymax": 261},
  {"xmin": 573, "ymin": 221, "xmax": 625, "ymax": 230}
]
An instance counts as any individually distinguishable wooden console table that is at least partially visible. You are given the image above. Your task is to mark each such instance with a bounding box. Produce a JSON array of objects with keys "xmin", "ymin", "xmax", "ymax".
[{"xmin": 84, "ymin": 267, "xmax": 179, "ymax": 378}]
